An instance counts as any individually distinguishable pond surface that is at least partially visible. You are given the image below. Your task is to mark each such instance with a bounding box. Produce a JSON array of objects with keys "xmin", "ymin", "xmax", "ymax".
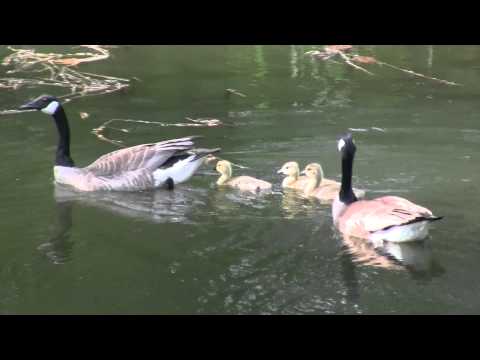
[{"xmin": 0, "ymin": 45, "xmax": 479, "ymax": 314}]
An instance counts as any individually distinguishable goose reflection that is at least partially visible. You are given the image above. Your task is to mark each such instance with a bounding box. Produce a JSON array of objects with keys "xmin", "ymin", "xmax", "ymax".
[
  {"xmin": 38, "ymin": 184, "xmax": 210, "ymax": 264},
  {"xmin": 37, "ymin": 199, "xmax": 74, "ymax": 264},
  {"xmin": 336, "ymin": 234, "xmax": 445, "ymax": 309},
  {"xmin": 339, "ymin": 233, "xmax": 445, "ymax": 278},
  {"xmin": 53, "ymin": 184, "xmax": 209, "ymax": 224},
  {"xmin": 280, "ymin": 188, "xmax": 329, "ymax": 220}
]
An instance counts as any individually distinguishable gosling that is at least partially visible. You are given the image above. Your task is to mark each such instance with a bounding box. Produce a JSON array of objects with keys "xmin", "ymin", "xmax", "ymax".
[
  {"xmin": 277, "ymin": 161, "xmax": 310, "ymax": 190},
  {"xmin": 301, "ymin": 163, "xmax": 366, "ymax": 203},
  {"xmin": 216, "ymin": 160, "xmax": 272, "ymax": 193}
]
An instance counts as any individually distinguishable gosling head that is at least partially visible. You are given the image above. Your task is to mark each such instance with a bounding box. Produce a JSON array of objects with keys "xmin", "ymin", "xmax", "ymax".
[
  {"xmin": 216, "ymin": 160, "xmax": 232, "ymax": 177},
  {"xmin": 19, "ymin": 94, "xmax": 62, "ymax": 116},
  {"xmin": 277, "ymin": 161, "xmax": 300, "ymax": 177},
  {"xmin": 301, "ymin": 163, "xmax": 324, "ymax": 182}
]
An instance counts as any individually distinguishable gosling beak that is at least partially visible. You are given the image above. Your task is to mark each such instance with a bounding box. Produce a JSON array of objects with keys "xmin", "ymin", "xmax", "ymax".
[
  {"xmin": 300, "ymin": 170, "xmax": 306, "ymax": 175},
  {"xmin": 277, "ymin": 169, "xmax": 285, "ymax": 175}
]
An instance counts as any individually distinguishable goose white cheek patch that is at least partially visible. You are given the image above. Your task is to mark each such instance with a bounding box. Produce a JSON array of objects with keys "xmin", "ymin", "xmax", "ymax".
[
  {"xmin": 338, "ymin": 139, "xmax": 346, "ymax": 151},
  {"xmin": 41, "ymin": 101, "xmax": 60, "ymax": 115}
]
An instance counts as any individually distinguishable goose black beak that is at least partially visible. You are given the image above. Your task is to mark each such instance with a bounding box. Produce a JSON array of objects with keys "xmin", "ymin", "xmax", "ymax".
[{"xmin": 19, "ymin": 99, "xmax": 41, "ymax": 110}]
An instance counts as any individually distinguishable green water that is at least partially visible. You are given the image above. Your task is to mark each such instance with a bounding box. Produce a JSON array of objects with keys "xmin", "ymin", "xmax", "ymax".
[{"xmin": 0, "ymin": 45, "xmax": 479, "ymax": 314}]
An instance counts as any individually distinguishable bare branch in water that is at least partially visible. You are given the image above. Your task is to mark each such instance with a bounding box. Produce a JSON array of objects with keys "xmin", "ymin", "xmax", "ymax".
[
  {"xmin": 377, "ymin": 61, "xmax": 462, "ymax": 86},
  {"xmin": 185, "ymin": 117, "xmax": 223, "ymax": 127},
  {"xmin": 0, "ymin": 45, "xmax": 131, "ymax": 115},
  {"xmin": 91, "ymin": 118, "xmax": 224, "ymax": 147},
  {"xmin": 306, "ymin": 45, "xmax": 461, "ymax": 86},
  {"xmin": 336, "ymin": 51, "xmax": 374, "ymax": 76},
  {"xmin": 90, "ymin": 118, "xmax": 248, "ymax": 169}
]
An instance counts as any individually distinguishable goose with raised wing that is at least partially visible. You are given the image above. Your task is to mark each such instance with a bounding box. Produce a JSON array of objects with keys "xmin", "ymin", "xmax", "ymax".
[
  {"xmin": 19, "ymin": 95, "xmax": 220, "ymax": 192},
  {"xmin": 332, "ymin": 133, "xmax": 442, "ymax": 243}
]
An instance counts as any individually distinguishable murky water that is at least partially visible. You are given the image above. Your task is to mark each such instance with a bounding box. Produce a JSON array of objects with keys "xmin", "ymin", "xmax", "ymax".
[{"xmin": 0, "ymin": 45, "xmax": 479, "ymax": 314}]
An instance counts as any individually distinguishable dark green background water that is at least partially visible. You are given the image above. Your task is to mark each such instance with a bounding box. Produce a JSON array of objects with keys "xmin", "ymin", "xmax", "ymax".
[{"xmin": 0, "ymin": 45, "xmax": 479, "ymax": 314}]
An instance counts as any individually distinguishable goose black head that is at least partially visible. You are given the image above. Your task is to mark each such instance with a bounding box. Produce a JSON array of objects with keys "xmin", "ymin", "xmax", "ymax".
[
  {"xmin": 337, "ymin": 133, "xmax": 356, "ymax": 157},
  {"xmin": 19, "ymin": 95, "xmax": 61, "ymax": 115}
]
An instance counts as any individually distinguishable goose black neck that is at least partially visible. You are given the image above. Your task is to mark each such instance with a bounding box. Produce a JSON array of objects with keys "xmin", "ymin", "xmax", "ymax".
[
  {"xmin": 339, "ymin": 149, "xmax": 357, "ymax": 205},
  {"xmin": 52, "ymin": 106, "xmax": 75, "ymax": 167}
]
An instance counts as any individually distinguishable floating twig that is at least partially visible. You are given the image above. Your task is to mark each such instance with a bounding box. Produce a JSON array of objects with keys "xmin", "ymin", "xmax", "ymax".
[
  {"xmin": 185, "ymin": 117, "xmax": 223, "ymax": 127},
  {"xmin": 225, "ymin": 88, "xmax": 247, "ymax": 98},
  {"xmin": 91, "ymin": 118, "xmax": 223, "ymax": 146},
  {"xmin": 377, "ymin": 61, "xmax": 462, "ymax": 86}
]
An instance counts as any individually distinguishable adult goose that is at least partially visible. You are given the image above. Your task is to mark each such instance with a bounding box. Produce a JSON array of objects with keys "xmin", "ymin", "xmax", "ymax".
[
  {"xmin": 19, "ymin": 95, "xmax": 220, "ymax": 192},
  {"xmin": 333, "ymin": 133, "xmax": 442, "ymax": 243}
]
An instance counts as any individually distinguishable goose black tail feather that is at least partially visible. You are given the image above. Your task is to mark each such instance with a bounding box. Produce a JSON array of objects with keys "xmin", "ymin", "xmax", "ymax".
[
  {"xmin": 381, "ymin": 215, "xmax": 444, "ymax": 232},
  {"xmin": 189, "ymin": 148, "xmax": 221, "ymax": 162},
  {"xmin": 158, "ymin": 148, "xmax": 221, "ymax": 169}
]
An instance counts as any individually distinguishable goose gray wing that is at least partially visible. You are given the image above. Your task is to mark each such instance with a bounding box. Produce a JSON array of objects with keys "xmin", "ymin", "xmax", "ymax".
[
  {"xmin": 78, "ymin": 169, "xmax": 157, "ymax": 191},
  {"xmin": 83, "ymin": 136, "xmax": 199, "ymax": 176}
]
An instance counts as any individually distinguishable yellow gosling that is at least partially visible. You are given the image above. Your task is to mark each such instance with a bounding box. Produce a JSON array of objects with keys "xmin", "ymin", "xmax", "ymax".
[{"xmin": 216, "ymin": 160, "xmax": 272, "ymax": 193}]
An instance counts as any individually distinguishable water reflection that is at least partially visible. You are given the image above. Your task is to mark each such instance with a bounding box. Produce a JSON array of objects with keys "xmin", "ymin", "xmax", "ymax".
[
  {"xmin": 254, "ymin": 45, "xmax": 267, "ymax": 80},
  {"xmin": 38, "ymin": 184, "xmax": 211, "ymax": 264},
  {"xmin": 37, "ymin": 200, "xmax": 74, "ymax": 264},
  {"xmin": 280, "ymin": 188, "xmax": 326, "ymax": 219},
  {"xmin": 209, "ymin": 186, "xmax": 279, "ymax": 220},
  {"xmin": 339, "ymin": 233, "xmax": 445, "ymax": 279},
  {"xmin": 53, "ymin": 184, "xmax": 208, "ymax": 225}
]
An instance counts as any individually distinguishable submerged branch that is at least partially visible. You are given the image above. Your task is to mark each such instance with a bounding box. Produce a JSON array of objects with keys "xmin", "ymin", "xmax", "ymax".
[
  {"xmin": 0, "ymin": 45, "xmax": 131, "ymax": 113},
  {"xmin": 378, "ymin": 61, "xmax": 462, "ymax": 86},
  {"xmin": 306, "ymin": 45, "xmax": 461, "ymax": 86},
  {"xmin": 337, "ymin": 51, "xmax": 374, "ymax": 76}
]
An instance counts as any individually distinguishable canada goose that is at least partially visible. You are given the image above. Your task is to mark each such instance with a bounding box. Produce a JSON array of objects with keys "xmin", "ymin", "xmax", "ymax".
[
  {"xmin": 19, "ymin": 95, "xmax": 220, "ymax": 191},
  {"xmin": 277, "ymin": 161, "xmax": 309, "ymax": 189},
  {"xmin": 333, "ymin": 133, "xmax": 442, "ymax": 243},
  {"xmin": 216, "ymin": 160, "xmax": 272, "ymax": 192},
  {"xmin": 300, "ymin": 163, "xmax": 365, "ymax": 203}
]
